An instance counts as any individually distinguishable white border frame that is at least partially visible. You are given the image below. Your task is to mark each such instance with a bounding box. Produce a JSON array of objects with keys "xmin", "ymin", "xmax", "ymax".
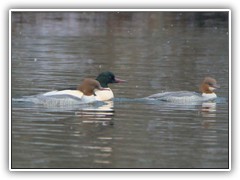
[{"xmin": 9, "ymin": 9, "xmax": 231, "ymax": 171}]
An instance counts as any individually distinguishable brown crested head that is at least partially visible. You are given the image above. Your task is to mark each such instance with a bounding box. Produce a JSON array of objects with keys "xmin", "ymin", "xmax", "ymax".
[
  {"xmin": 199, "ymin": 77, "xmax": 220, "ymax": 94},
  {"xmin": 77, "ymin": 78, "xmax": 106, "ymax": 96}
]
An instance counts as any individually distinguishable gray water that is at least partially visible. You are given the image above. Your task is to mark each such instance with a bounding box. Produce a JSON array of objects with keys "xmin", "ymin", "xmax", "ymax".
[{"xmin": 11, "ymin": 11, "xmax": 229, "ymax": 169}]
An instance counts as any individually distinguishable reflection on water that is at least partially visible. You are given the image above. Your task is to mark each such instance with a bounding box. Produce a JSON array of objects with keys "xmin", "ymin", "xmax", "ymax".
[
  {"xmin": 11, "ymin": 11, "xmax": 229, "ymax": 169},
  {"xmin": 75, "ymin": 101, "xmax": 114, "ymax": 125},
  {"xmin": 201, "ymin": 102, "xmax": 216, "ymax": 113}
]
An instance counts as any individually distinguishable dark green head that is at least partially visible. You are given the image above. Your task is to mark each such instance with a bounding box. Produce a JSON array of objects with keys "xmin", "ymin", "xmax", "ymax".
[{"xmin": 96, "ymin": 71, "xmax": 126, "ymax": 88}]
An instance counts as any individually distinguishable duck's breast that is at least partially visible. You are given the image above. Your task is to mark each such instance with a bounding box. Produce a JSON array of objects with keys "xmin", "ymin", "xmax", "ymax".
[{"xmin": 94, "ymin": 88, "xmax": 114, "ymax": 101}]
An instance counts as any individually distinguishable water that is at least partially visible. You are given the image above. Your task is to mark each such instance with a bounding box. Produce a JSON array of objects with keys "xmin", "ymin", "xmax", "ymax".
[{"xmin": 11, "ymin": 11, "xmax": 229, "ymax": 169}]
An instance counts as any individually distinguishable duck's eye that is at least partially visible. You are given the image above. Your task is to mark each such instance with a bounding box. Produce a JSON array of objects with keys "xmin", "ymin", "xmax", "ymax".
[
  {"xmin": 208, "ymin": 82, "xmax": 213, "ymax": 86},
  {"xmin": 109, "ymin": 75, "xmax": 114, "ymax": 81}
]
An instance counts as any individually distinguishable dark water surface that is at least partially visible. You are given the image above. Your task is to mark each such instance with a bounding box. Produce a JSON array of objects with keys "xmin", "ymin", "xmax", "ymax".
[{"xmin": 11, "ymin": 11, "xmax": 229, "ymax": 169}]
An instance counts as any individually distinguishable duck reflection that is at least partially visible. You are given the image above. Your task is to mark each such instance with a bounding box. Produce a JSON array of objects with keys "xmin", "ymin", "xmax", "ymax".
[
  {"xmin": 201, "ymin": 102, "xmax": 216, "ymax": 116},
  {"xmin": 200, "ymin": 102, "xmax": 217, "ymax": 129},
  {"xmin": 75, "ymin": 101, "xmax": 114, "ymax": 126}
]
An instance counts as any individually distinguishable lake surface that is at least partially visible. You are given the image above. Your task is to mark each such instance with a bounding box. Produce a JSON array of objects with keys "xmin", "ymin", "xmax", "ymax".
[{"xmin": 11, "ymin": 11, "xmax": 229, "ymax": 169}]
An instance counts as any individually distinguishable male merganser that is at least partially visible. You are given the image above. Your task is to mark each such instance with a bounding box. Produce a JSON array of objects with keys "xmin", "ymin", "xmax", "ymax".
[
  {"xmin": 42, "ymin": 72, "xmax": 126, "ymax": 103},
  {"xmin": 42, "ymin": 78, "xmax": 109, "ymax": 104},
  {"xmin": 94, "ymin": 71, "xmax": 126, "ymax": 101},
  {"xmin": 146, "ymin": 77, "xmax": 220, "ymax": 103}
]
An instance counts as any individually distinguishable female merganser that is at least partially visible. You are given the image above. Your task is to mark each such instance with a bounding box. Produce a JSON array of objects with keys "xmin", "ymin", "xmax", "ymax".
[
  {"xmin": 146, "ymin": 77, "xmax": 220, "ymax": 103},
  {"xmin": 94, "ymin": 71, "xmax": 126, "ymax": 101},
  {"xmin": 42, "ymin": 78, "xmax": 109, "ymax": 104}
]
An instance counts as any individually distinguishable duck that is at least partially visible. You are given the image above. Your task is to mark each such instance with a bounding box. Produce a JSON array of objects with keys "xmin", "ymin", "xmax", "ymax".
[
  {"xmin": 94, "ymin": 71, "xmax": 126, "ymax": 101},
  {"xmin": 43, "ymin": 72, "xmax": 126, "ymax": 102},
  {"xmin": 146, "ymin": 77, "xmax": 220, "ymax": 103},
  {"xmin": 42, "ymin": 78, "xmax": 109, "ymax": 104}
]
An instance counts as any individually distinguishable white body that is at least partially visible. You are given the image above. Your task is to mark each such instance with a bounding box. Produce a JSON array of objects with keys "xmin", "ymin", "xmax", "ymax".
[
  {"xmin": 43, "ymin": 90, "xmax": 84, "ymax": 98},
  {"xmin": 40, "ymin": 88, "xmax": 114, "ymax": 105}
]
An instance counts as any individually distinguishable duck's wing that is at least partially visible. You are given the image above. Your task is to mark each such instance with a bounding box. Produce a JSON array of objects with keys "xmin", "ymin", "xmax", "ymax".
[{"xmin": 43, "ymin": 90, "xmax": 84, "ymax": 99}]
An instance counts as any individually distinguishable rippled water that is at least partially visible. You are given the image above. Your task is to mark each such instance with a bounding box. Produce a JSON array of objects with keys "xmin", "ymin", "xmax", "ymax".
[{"xmin": 11, "ymin": 11, "xmax": 229, "ymax": 169}]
